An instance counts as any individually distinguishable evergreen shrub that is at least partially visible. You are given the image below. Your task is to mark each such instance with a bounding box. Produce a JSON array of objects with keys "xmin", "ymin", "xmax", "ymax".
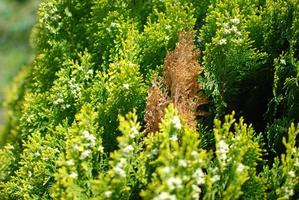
[{"xmin": 0, "ymin": 0, "xmax": 298, "ymax": 199}]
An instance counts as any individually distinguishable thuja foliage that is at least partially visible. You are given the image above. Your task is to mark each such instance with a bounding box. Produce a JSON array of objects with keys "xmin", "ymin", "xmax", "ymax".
[{"xmin": 0, "ymin": 0, "xmax": 299, "ymax": 199}]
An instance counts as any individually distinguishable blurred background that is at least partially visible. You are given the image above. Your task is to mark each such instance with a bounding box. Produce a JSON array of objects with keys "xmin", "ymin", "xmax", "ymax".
[{"xmin": 0, "ymin": 0, "xmax": 40, "ymax": 124}]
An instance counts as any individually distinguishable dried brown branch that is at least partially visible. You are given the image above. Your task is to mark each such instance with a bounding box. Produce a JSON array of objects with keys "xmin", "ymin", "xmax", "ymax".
[
  {"xmin": 164, "ymin": 31, "xmax": 208, "ymax": 129},
  {"xmin": 144, "ymin": 78, "xmax": 170, "ymax": 133},
  {"xmin": 145, "ymin": 30, "xmax": 208, "ymax": 132}
]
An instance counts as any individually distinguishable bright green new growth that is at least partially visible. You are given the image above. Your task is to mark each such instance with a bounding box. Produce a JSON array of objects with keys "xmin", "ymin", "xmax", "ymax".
[
  {"xmin": 51, "ymin": 104, "xmax": 103, "ymax": 199},
  {"xmin": 141, "ymin": 105, "xmax": 210, "ymax": 200},
  {"xmin": 1, "ymin": 0, "xmax": 299, "ymax": 199},
  {"xmin": 91, "ymin": 111, "xmax": 144, "ymax": 199}
]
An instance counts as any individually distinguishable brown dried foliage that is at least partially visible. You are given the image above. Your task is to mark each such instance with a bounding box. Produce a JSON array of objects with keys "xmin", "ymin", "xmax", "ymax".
[
  {"xmin": 145, "ymin": 31, "xmax": 208, "ymax": 132},
  {"xmin": 144, "ymin": 79, "xmax": 170, "ymax": 133}
]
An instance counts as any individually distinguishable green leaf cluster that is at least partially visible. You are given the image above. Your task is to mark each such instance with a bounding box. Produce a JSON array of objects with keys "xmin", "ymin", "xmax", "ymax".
[{"xmin": 1, "ymin": 0, "xmax": 299, "ymax": 199}]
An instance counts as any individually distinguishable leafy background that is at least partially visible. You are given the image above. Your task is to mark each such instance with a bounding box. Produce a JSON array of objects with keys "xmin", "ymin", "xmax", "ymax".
[
  {"xmin": 0, "ymin": 0, "xmax": 298, "ymax": 199},
  {"xmin": 0, "ymin": 0, "xmax": 39, "ymax": 124}
]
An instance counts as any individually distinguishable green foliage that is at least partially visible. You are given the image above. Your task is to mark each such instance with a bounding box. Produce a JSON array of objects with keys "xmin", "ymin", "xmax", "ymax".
[
  {"xmin": 200, "ymin": 1, "xmax": 266, "ymax": 114},
  {"xmin": 267, "ymin": 53, "xmax": 299, "ymax": 120},
  {"xmin": 0, "ymin": 132, "xmax": 61, "ymax": 199},
  {"xmin": 91, "ymin": 111, "xmax": 144, "ymax": 199},
  {"xmin": 0, "ymin": 144, "xmax": 16, "ymax": 182},
  {"xmin": 1, "ymin": 0, "xmax": 299, "ymax": 199},
  {"xmin": 141, "ymin": 105, "xmax": 211, "ymax": 200},
  {"xmin": 51, "ymin": 105, "xmax": 103, "ymax": 200},
  {"xmin": 139, "ymin": 0, "xmax": 196, "ymax": 74},
  {"xmin": 259, "ymin": 0, "xmax": 295, "ymax": 59},
  {"xmin": 100, "ymin": 59, "xmax": 146, "ymax": 152},
  {"xmin": 262, "ymin": 124, "xmax": 299, "ymax": 199},
  {"xmin": 204, "ymin": 113, "xmax": 264, "ymax": 200},
  {"xmin": 265, "ymin": 118, "xmax": 292, "ymax": 157}
]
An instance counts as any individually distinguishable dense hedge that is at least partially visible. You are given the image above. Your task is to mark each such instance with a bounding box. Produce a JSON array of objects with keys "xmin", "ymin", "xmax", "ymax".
[{"xmin": 0, "ymin": 0, "xmax": 298, "ymax": 199}]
